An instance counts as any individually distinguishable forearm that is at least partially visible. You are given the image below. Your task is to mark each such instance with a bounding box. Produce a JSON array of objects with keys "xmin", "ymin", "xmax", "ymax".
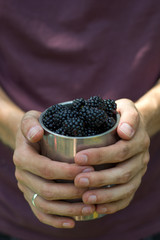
[
  {"xmin": 0, "ymin": 87, "xmax": 24, "ymax": 149},
  {"xmin": 135, "ymin": 80, "xmax": 160, "ymax": 137}
]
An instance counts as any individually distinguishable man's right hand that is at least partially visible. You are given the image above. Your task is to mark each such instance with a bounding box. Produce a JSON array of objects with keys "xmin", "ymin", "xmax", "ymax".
[{"xmin": 13, "ymin": 110, "xmax": 95, "ymax": 228}]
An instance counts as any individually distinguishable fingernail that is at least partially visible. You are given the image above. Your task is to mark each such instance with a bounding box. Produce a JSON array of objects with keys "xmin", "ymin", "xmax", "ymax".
[
  {"xmin": 82, "ymin": 168, "xmax": 94, "ymax": 173},
  {"xmin": 76, "ymin": 154, "xmax": 88, "ymax": 164},
  {"xmin": 79, "ymin": 178, "xmax": 89, "ymax": 186},
  {"xmin": 27, "ymin": 126, "xmax": 42, "ymax": 140},
  {"xmin": 82, "ymin": 206, "xmax": 92, "ymax": 215},
  {"xmin": 119, "ymin": 123, "xmax": 135, "ymax": 138},
  {"xmin": 62, "ymin": 222, "xmax": 72, "ymax": 228},
  {"xmin": 88, "ymin": 195, "xmax": 97, "ymax": 203}
]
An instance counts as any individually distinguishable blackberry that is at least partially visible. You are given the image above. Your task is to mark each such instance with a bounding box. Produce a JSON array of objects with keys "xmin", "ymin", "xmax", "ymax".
[
  {"xmin": 55, "ymin": 127, "xmax": 66, "ymax": 136},
  {"xmin": 103, "ymin": 99, "xmax": 117, "ymax": 116},
  {"xmin": 72, "ymin": 98, "xmax": 86, "ymax": 110},
  {"xmin": 66, "ymin": 109, "xmax": 79, "ymax": 119},
  {"xmin": 50, "ymin": 104, "xmax": 65, "ymax": 114},
  {"xmin": 58, "ymin": 108, "xmax": 78, "ymax": 122},
  {"xmin": 79, "ymin": 106, "xmax": 108, "ymax": 127},
  {"xmin": 86, "ymin": 96, "xmax": 104, "ymax": 109},
  {"xmin": 106, "ymin": 117, "xmax": 116, "ymax": 129},
  {"xmin": 84, "ymin": 127, "xmax": 97, "ymax": 136},
  {"xmin": 42, "ymin": 112, "xmax": 62, "ymax": 131},
  {"xmin": 42, "ymin": 96, "xmax": 117, "ymax": 137},
  {"xmin": 63, "ymin": 118, "xmax": 85, "ymax": 137}
]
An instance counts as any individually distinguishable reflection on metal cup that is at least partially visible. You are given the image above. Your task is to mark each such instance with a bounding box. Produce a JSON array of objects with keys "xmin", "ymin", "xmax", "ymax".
[{"xmin": 39, "ymin": 101, "xmax": 120, "ymax": 221}]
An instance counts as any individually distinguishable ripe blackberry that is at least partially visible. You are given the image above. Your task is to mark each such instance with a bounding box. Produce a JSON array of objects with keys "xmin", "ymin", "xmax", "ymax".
[
  {"xmin": 42, "ymin": 104, "xmax": 67, "ymax": 130},
  {"xmin": 42, "ymin": 112, "xmax": 62, "ymax": 131},
  {"xmin": 86, "ymin": 96, "xmax": 104, "ymax": 109},
  {"xmin": 106, "ymin": 117, "xmax": 116, "ymax": 129},
  {"xmin": 84, "ymin": 127, "xmax": 97, "ymax": 136},
  {"xmin": 42, "ymin": 96, "xmax": 117, "ymax": 137},
  {"xmin": 66, "ymin": 109, "xmax": 79, "ymax": 119},
  {"xmin": 58, "ymin": 108, "xmax": 78, "ymax": 122},
  {"xmin": 50, "ymin": 104, "xmax": 65, "ymax": 114},
  {"xmin": 55, "ymin": 127, "xmax": 66, "ymax": 136},
  {"xmin": 103, "ymin": 99, "xmax": 117, "ymax": 116},
  {"xmin": 79, "ymin": 106, "xmax": 108, "ymax": 127},
  {"xmin": 72, "ymin": 98, "xmax": 86, "ymax": 110},
  {"xmin": 63, "ymin": 118, "xmax": 85, "ymax": 137}
]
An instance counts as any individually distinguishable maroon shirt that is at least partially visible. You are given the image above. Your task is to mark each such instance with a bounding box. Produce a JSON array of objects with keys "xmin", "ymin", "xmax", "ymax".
[{"xmin": 0, "ymin": 1, "xmax": 160, "ymax": 239}]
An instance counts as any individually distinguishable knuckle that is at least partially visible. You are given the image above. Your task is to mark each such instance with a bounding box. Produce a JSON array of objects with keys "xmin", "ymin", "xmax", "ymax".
[
  {"xmin": 132, "ymin": 109, "xmax": 140, "ymax": 123},
  {"xmin": 121, "ymin": 172, "xmax": 131, "ymax": 183},
  {"xmin": 144, "ymin": 134, "xmax": 150, "ymax": 149},
  {"xmin": 22, "ymin": 111, "xmax": 35, "ymax": 121},
  {"xmin": 13, "ymin": 151, "xmax": 21, "ymax": 167},
  {"xmin": 95, "ymin": 149, "xmax": 106, "ymax": 164},
  {"xmin": 124, "ymin": 185, "xmax": 136, "ymax": 199},
  {"xmin": 39, "ymin": 164, "xmax": 53, "ymax": 179},
  {"xmin": 21, "ymin": 112, "xmax": 33, "ymax": 130},
  {"xmin": 143, "ymin": 151, "xmax": 150, "ymax": 166},
  {"xmin": 40, "ymin": 182, "xmax": 53, "ymax": 200},
  {"xmin": 64, "ymin": 164, "xmax": 76, "ymax": 179},
  {"xmin": 38, "ymin": 202, "xmax": 50, "ymax": 214},
  {"xmin": 92, "ymin": 177, "xmax": 101, "ymax": 188},
  {"xmin": 14, "ymin": 168, "xmax": 21, "ymax": 181},
  {"xmin": 117, "ymin": 168, "xmax": 132, "ymax": 184},
  {"xmin": 90, "ymin": 172, "xmax": 105, "ymax": 187},
  {"xmin": 118, "ymin": 144, "xmax": 130, "ymax": 161}
]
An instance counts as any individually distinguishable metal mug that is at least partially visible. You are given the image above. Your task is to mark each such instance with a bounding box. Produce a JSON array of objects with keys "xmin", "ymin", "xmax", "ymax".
[{"xmin": 39, "ymin": 101, "xmax": 120, "ymax": 221}]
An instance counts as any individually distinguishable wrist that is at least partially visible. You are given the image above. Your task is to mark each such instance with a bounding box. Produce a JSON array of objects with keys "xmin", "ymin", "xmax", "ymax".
[
  {"xmin": 135, "ymin": 81, "xmax": 160, "ymax": 137},
  {"xmin": 0, "ymin": 104, "xmax": 24, "ymax": 149},
  {"xmin": 0, "ymin": 87, "xmax": 25, "ymax": 149}
]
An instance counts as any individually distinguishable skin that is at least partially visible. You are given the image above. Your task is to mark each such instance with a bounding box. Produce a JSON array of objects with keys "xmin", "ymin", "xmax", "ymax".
[
  {"xmin": 74, "ymin": 99, "xmax": 149, "ymax": 214},
  {"xmin": 0, "ymin": 81, "xmax": 160, "ymax": 228}
]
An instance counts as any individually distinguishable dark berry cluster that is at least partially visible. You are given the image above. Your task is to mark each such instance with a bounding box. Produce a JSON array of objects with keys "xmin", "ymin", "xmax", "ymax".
[{"xmin": 42, "ymin": 96, "xmax": 117, "ymax": 137}]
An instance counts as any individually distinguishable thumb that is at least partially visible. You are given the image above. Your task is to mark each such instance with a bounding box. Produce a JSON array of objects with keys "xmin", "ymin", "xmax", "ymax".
[
  {"xmin": 21, "ymin": 110, "xmax": 44, "ymax": 143},
  {"xmin": 116, "ymin": 99, "xmax": 139, "ymax": 140}
]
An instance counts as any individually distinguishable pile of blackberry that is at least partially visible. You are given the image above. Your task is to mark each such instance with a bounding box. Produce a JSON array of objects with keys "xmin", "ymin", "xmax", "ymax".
[{"xmin": 42, "ymin": 96, "xmax": 117, "ymax": 137}]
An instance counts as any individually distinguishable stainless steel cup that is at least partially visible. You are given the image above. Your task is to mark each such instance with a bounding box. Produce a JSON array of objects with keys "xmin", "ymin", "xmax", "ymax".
[{"xmin": 39, "ymin": 101, "xmax": 120, "ymax": 221}]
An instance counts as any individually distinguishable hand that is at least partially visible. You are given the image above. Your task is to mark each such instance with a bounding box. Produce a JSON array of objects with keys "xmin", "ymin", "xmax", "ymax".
[
  {"xmin": 74, "ymin": 99, "xmax": 150, "ymax": 215},
  {"xmin": 13, "ymin": 111, "xmax": 95, "ymax": 228}
]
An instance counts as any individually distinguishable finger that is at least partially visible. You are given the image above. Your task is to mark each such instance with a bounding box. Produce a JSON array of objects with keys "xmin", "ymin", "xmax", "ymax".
[
  {"xmin": 81, "ymin": 167, "xmax": 146, "ymax": 204},
  {"xmin": 33, "ymin": 198, "xmax": 95, "ymax": 217},
  {"xmin": 75, "ymin": 134, "xmax": 148, "ymax": 167},
  {"xmin": 116, "ymin": 99, "xmax": 139, "ymax": 140},
  {"xmin": 30, "ymin": 208, "xmax": 75, "ymax": 229},
  {"xmin": 19, "ymin": 183, "xmax": 95, "ymax": 217},
  {"xmin": 21, "ymin": 110, "xmax": 44, "ymax": 142},
  {"xmin": 74, "ymin": 151, "xmax": 149, "ymax": 188},
  {"xmin": 16, "ymin": 169, "xmax": 87, "ymax": 200},
  {"xmin": 14, "ymin": 144, "xmax": 94, "ymax": 180},
  {"xmin": 75, "ymin": 123, "xmax": 150, "ymax": 166},
  {"xmin": 75, "ymin": 140, "xmax": 133, "ymax": 166},
  {"xmin": 96, "ymin": 193, "xmax": 135, "ymax": 215}
]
